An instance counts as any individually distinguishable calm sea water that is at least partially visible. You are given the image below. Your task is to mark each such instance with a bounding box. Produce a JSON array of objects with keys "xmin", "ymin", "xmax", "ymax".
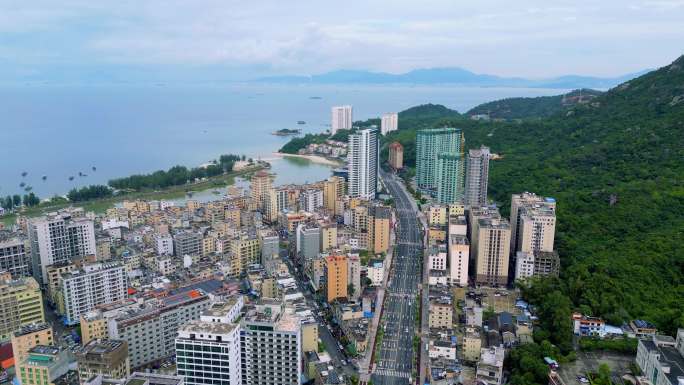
[{"xmin": 0, "ymin": 84, "xmax": 566, "ymax": 197}]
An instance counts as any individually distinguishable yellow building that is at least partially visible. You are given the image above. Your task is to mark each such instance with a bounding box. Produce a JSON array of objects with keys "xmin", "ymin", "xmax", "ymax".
[
  {"xmin": 250, "ymin": 170, "xmax": 273, "ymax": 212},
  {"xmin": 17, "ymin": 346, "xmax": 70, "ymax": 385},
  {"xmin": 224, "ymin": 206, "xmax": 241, "ymax": 226},
  {"xmin": 428, "ymin": 205, "xmax": 448, "ymax": 226},
  {"xmin": 428, "ymin": 227, "xmax": 447, "ymax": 243},
  {"xmin": 80, "ymin": 311, "xmax": 108, "ymax": 345},
  {"xmin": 0, "ymin": 274, "xmax": 45, "ymax": 341},
  {"xmin": 202, "ymin": 236, "xmax": 216, "ymax": 256},
  {"xmin": 428, "ymin": 300, "xmax": 453, "ymax": 329},
  {"xmin": 325, "ymin": 255, "xmax": 348, "ymax": 303},
  {"xmin": 388, "ymin": 141, "xmax": 404, "ymax": 170},
  {"xmin": 463, "ymin": 328, "xmax": 482, "ymax": 362},
  {"xmin": 261, "ymin": 278, "xmax": 279, "ymax": 299},
  {"xmin": 323, "ymin": 176, "xmax": 345, "ymax": 212},
  {"xmin": 320, "ymin": 224, "xmax": 338, "ymax": 251},
  {"xmin": 45, "ymin": 263, "xmax": 76, "ymax": 305},
  {"xmin": 11, "ymin": 323, "xmax": 53, "ymax": 365},
  {"xmin": 230, "ymin": 236, "xmax": 260, "ymax": 273},
  {"xmin": 449, "ymin": 203, "xmax": 466, "ymax": 216},
  {"xmin": 369, "ymin": 205, "xmax": 391, "ymax": 254},
  {"xmin": 301, "ymin": 320, "xmax": 319, "ymax": 353}
]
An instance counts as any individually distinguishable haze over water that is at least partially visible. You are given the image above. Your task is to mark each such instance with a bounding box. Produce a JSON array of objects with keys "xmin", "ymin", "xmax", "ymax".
[{"xmin": 0, "ymin": 83, "xmax": 566, "ymax": 198}]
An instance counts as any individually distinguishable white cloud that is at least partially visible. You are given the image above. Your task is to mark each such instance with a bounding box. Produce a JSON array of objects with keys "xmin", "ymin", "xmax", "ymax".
[{"xmin": 0, "ymin": 0, "xmax": 682, "ymax": 78}]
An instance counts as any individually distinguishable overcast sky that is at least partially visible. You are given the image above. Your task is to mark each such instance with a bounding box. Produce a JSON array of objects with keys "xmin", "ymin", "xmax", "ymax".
[{"xmin": 1, "ymin": 0, "xmax": 683, "ymax": 81}]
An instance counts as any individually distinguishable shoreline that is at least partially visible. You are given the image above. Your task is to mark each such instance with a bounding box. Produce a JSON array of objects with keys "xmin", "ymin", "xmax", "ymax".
[
  {"xmin": 0, "ymin": 164, "xmax": 265, "ymax": 226},
  {"xmin": 273, "ymin": 152, "xmax": 345, "ymax": 167}
]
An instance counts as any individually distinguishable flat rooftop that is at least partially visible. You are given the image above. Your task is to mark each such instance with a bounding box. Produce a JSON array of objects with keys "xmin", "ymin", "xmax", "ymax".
[{"xmin": 178, "ymin": 320, "xmax": 238, "ymax": 335}]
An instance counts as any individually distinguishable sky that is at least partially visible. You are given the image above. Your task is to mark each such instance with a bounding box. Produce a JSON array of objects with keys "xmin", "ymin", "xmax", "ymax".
[{"xmin": 0, "ymin": 0, "xmax": 683, "ymax": 82}]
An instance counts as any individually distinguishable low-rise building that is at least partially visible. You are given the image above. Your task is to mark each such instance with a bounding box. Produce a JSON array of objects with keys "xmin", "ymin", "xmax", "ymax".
[
  {"xmin": 429, "ymin": 299, "xmax": 453, "ymax": 329},
  {"xmin": 75, "ymin": 339, "xmax": 130, "ymax": 383},
  {"xmin": 476, "ymin": 346, "xmax": 505, "ymax": 385},
  {"xmin": 16, "ymin": 346, "xmax": 71, "ymax": 385},
  {"xmin": 11, "ymin": 323, "xmax": 53, "ymax": 364},
  {"xmin": 0, "ymin": 274, "xmax": 45, "ymax": 341},
  {"xmin": 636, "ymin": 330, "xmax": 684, "ymax": 385}
]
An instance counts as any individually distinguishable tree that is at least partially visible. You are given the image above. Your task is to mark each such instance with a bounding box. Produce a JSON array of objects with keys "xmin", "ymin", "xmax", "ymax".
[
  {"xmin": 22, "ymin": 193, "xmax": 40, "ymax": 207},
  {"xmin": 12, "ymin": 195, "xmax": 21, "ymax": 207},
  {"xmin": 1, "ymin": 196, "xmax": 12, "ymax": 210}
]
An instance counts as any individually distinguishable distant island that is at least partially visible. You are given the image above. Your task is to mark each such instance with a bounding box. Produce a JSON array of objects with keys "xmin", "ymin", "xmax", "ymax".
[
  {"xmin": 254, "ymin": 67, "xmax": 649, "ymax": 89},
  {"xmin": 272, "ymin": 128, "xmax": 302, "ymax": 136}
]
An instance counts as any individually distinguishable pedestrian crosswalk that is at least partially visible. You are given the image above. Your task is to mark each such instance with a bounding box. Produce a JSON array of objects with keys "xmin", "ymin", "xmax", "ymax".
[{"xmin": 374, "ymin": 368, "xmax": 411, "ymax": 379}]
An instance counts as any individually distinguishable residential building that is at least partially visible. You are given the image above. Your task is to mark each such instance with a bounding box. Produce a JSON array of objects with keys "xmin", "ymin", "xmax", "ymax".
[
  {"xmin": 635, "ymin": 330, "xmax": 684, "ymax": 385},
  {"xmin": 510, "ymin": 192, "xmax": 556, "ymax": 255},
  {"xmin": 368, "ymin": 205, "xmax": 391, "ymax": 254},
  {"xmin": 173, "ymin": 232, "xmax": 202, "ymax": 257},
  {"xmin": 323, "ymin": 177, "xmax": 345, "ymax": 212},
  {"xmin": 155, "ymin": 234, "xmax": 174, "ymax": 256},
  {"xmin": 251, "ymin": 171, "xmax": 273, "ymax": 212},
  {"xmin": 320, "ymin": 224, "xmax": 338, "ymax": 252},
  {"xmin": 301, "ymin": 319, "xmax": 319, "ymax": 353},
  {"xmin": 176, "ymin": 321, "xmax": 241, "ymax": 385},
  {"xmin": 325, "ymin": 255, "xmax": 348, "ymax": 303},
  {"xmin": 75, "ymin": 339, "xmax": 130, "ymax": 383},
  {"xmin": 463, "ymin": 328, "xmax": 482, "ymax": 362},
  {"xmin": 388, "ymin": 141, "xmax": 403, "ymax": 170},
  {"xmin": 347, "ymin": 254, "xmax": 361, "ymax": 301},
  {"xmin": 299, "ymin": 189, "xmax": 324, "ymax": 213},
  {"xmin": 380, "ymin": 112, "xmax": 398, "ymax": 135},
  {"xmin": 347, "ymin": 128, "xmax": 379, "ymax": 200},
  {"xmin": 11, "ymin": 323, "xmax": 53, "ymax": 364},
  {"xmin": 476, "ymin": 346, "xmax": 505, "ymax": 385},
  {"xmin": 29, "ymin": 211, "xmax": 96, "ymax": 284},
  {"xmin": 416, "ymin": 127, "xmax": 464, "ymax": 195},
  {"xmin": 429, "ymin": 300, "xmax": 453, "ymax": 329},
  {"xmin": 572, "ymin": 313, "xmax": 606, "ymax": 337},
  {"xmin": 120, "ymin": 373, "xmax": 184, "ymax": 385},
  {"xmin": 367, "ymin": 260, "xmax": 384, "ymax": 286},
  {"xmin": 331, "ymin": 105, "xmax": 353, "ymax": 135},
  {"xmin": 258, "ymin": 230, "xmax": 279, "ymax": 264},
  {"xmin": 474, "ymin": 217, "xmax": 511, "ymax": 286},
  {"xmin": 240, "ymin": 302, "xmax": 302, "ymax": 385},
  {"xmin": 106, "ymin": 290, "xmax": 211, "ymax": 368},
  {"xmin": 230, "ymin": 235, "xmax": 260, "ymax": 275},
  {"xmin": 428, "ymin": 245, "xmax": 447, "ymax": 271},
  {"xmin": 0, "ymin": 236, "xmax": 31, "ymax": 278},
  {"xmin": 59, "ymin": 262, "xmax": 127, "ymax": 325},
  {"xmin": 427, "ymin": 205, "xmax": 448, "ymax": 226},
  {"xmin": 464, "ymin": 146, "xmax": 491, "ymax": 207},
  {"xmin": 16, "ymin": 346, "xmax": 70, "ymax": 385},
  {"xmin": 0, "ymin": 274, "xmax": 45, "ymax": 341},
  {"xmin": 448, "ymin": 235, "xmax": 469, "ymax": 287},
  {"xmin": 436, "ymin": 152, "xmax": 466, "ymax": 204},
  {"xmin": 515, "ymin": 251, "xmax": 560, "ymax": 280},
  {"xmin": 80, "ymin": 311, "xmax": 107, "ymax": 345},
  {"xmin": 296, "ymin": 223, "xmax": 321, "ymax": 263}
]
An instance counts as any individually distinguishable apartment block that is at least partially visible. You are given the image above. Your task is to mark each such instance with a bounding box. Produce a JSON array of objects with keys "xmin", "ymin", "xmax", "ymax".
[
  {"xmin": 325, "ymin": 255, "xmax": 348, "ymax": 303},
  {"xmin": 416, "ymin": 127, "xmax": 464, "ymax": 196},
  {"xmin": 347, "ymin": 254, "xmax": 361, "ymax": 301},
  {"xmin": 476, "ymin": 346, "xmax": 505, "ymax": 385},
  {"xmin": 29, "ymin": 210, "xmax": 96, "ymax": 284},
  {"xmin": 16, "ymin": 346, "xmax": 70, "ymax": 385},
  {"xmin": 173, "ymin": 232, "xmax": 202, "ymax": 257},
  {"xmin": 429, "ymin": 300, "xmax": 453, "ymax": 329},
  {"xmin": 380, "ymin": 112, "xmax": 398, "ymax": 135},
  {"xmin": 448, "ymin": 235, "xmax": 469, "ymax": 287},
  {"xmin": 0, "ymin": 236, "xmax": 31, "ymax": 278},
  {"xmin": 11, "ymin": 323, "xmax": 53, "ymax": 364},
  {"xmin": 510, "ymin": 192, "xmax": 556, "ymax": 255},
  {"xmin": 635, "ymin": 330, "xmax": 684, "ymax": 385},
  {"xmin": 465, "ymin": 146, "xmax": 491, "ymax": 207},
  {"xmin": 75, "ymin": 339, "xmax": 130, "ymax": 383},
  {"xmin": 0, "ymin": 274, "xmax": 45, "ymax": 341},
  {"xmin": 59, "ymin": 262, "xmax": 127, "ymax": 325},
  {"xmin": 331, "ymin": 105, "xmax": 353, "ymax": 135},
  {"xmin": 436, "ymin": 152, "xmax": 465, "ymax": 204},
  {"xmin": 388, "ymin": 141, "xmax": 403, "ymax": 170},
  {"xmin": 323, "ymin": 176, "xmax": 345, "ymax": 212},
  {"xmin": 347, "ymin": 128, "xmax": 379, "ymax": 200},
  {"xmin": 240, "ymin": 302, "xmax": 302, "ymax": 385},
  {"xmin": 176, "ymin": 321, "xmax": 241, "ymax": 385},
  {"xmin": 474, "ymin": 218, "xmax": 511, "ymax": 286}
]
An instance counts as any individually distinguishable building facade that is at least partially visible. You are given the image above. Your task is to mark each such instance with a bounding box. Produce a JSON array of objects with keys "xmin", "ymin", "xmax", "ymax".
[
  {"xmin": 0, "ymin": 274, "xmax": 45, "ymax": 341},
  {"xmin": 331, "ymin": 105, "xmax": 353, "ymax": 135},
  {"xmin": 347, "ymin": 128, "xmax": 379, "ymax": 200},
  {"xmin": 474, "ymin": 218, "xmax": 511, "ymax": 286},
  {"xmin": 176, "ymin": 321, "xmax": 241, "ymax": 385},
  {"xmin": 464, "ymin": 146, "xmax": 491, "ymax": 207},
  {"xmin": 416, "ymin": 127, "xmax": 464, "ymax": 195},
  {"xmin": 436, "ymin": 152, "xmax": 465, "ymax": 204},
  {"xmin": 380, "ymin": 112, "xmax": 398, "ymax": 135},
  {"xmin": 0, "ymin": 237, "xmax": 31, "ymax": 278},
  {"xmin": 388, "ymin": 141, "xmax": 404, "ymax": 170},
  {"xmin": 325, "ymin": 255, "xmax": 348, "ymax": 303},
  {"xmin": 75, "ymin": 339, "xmax": 130, "ymax": 382},
  {"xmin": 59, "ymin": 262, "xmax": 127, "ymax": 325}
]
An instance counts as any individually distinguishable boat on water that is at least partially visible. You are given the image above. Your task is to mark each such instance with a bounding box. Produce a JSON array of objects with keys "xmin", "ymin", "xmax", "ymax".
[
  {"xmin": 309, "ymin": 96, "xmax": 322, "ymax": 99},
  {"xmin": 297, "ymin": 120, "xmax": 306, "ymax": 125},
  {"xmin": 272, "ymin": 128, "xmax": 302, "ymax": 136}
]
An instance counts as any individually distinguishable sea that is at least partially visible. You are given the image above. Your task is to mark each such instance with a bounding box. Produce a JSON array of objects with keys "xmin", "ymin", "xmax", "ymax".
[{"xmin": 0, "ymin": 83, "xmax": 567, "ymax": 198}]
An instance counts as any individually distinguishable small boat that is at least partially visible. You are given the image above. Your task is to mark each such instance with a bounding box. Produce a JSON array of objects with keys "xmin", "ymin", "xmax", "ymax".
[
  {"xmin": 309, "ymin": 96, "xmax": 322, "ymax": 100},
  {"xmin": 42, "ymin": 175, "xmax": 47, "ymax": 181},
  {"xmin": 19, "ymin": 182, "xmax": 25, "ymax": 188},
  {"xmin": 69, "ymin": 176, "xmax": 74, "ymax": 181},
  {"xmin": 297, "ymin": 121, "xmax": 306, "ymax": 125},
  {"xmin": 92, "ymin": 166, "xmax": 97, "ymax": 171},
  {"xmin": 21, "ymin": 171, "xmax": 28, "ymax": 177}
]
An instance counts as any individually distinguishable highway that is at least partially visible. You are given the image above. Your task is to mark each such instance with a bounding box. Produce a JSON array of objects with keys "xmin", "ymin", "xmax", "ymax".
[{"xmin": 371, "ymin": 170, "xmax": 424, "ymax": 385}]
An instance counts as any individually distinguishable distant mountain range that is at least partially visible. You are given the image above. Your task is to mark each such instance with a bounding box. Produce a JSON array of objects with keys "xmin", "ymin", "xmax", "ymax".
[{"xmin": 254, "ymin": 68, "xmax": 650, "ymax": 89}]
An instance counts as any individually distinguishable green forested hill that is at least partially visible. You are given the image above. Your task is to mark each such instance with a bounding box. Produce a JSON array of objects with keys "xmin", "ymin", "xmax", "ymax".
[
  {"xmin": 465, "ymin": 88, "xmax": 603, "ymax": 120},
  {"xmin": 386, "ymin": 55, "xmax": 684, "ymax": 337}
]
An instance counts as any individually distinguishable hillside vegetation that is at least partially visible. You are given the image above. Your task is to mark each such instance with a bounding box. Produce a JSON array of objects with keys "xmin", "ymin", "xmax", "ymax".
[
  {"xmin": 466, "ymin": 88, "xmax": 603, "ymax": 120},
  {"xmin": 386, "ymin": 56, "xmax": 684, "ymax": 335}
]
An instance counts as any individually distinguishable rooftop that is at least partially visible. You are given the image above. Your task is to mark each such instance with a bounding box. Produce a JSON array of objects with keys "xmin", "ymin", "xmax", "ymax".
[
  {"xmin": 178, "ymin": 320, "xmax": 238, "ymax": 335},
  {"xmin": 14, "ymin": 322, "xmax": 51, "ymax": 337}
]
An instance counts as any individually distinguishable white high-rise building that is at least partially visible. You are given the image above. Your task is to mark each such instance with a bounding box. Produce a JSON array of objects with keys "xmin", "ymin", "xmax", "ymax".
[
  {"xmin": 241, "ymin": 302, "xmax": 301, "ymax": 385},
  {"xmin": 298, "ymin": 189, "xmax": 324, "ymax": 213},
  {"xmin": 465, "ymin": 146, "xmax": 491, "ymax": 207},
  {"xmin": 380, "ymin": 112, "xmax": 398, "ymax": 135},
  {"xmin": 448, "ymin": 235, "xmax": 470, "ymax": 287},
  {"xmin": 331, "ymin": 105, "xmax": 353, "ymax": 134},
  {"xmin": 155, "ymin": 234, "xmax": 174, "ymax": 256},
  {"xmin": 29, "ymin": 210, "xmax": 96, "ymax": 284},
  {"xmin": 510, "ymin": 193, "xmax": 557, "ymax": 255},
  {"xmin": 347, "ymin": 128, "xmax": 379, "ymax": 199},
  {"xmin": 60, "ymin": 262, "xmax": 127, "ymax": 325}
]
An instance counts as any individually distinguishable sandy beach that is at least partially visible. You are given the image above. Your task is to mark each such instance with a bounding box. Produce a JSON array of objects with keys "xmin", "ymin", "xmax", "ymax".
[{"xmin": 272, "ymin": 152, "xmax": 345, "ymax": 167}]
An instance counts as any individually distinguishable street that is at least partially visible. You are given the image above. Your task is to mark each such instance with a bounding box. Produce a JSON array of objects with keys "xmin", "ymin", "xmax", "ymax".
[{"xmin": 371, "ymin": 170, "xmax": 424, "ymax": 385}]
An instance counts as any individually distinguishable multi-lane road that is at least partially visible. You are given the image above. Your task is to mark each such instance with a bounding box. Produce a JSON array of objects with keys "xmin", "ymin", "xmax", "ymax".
[{"xmin": 371, "ymin": 171, "xmax": 424, "ymax": 385}]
